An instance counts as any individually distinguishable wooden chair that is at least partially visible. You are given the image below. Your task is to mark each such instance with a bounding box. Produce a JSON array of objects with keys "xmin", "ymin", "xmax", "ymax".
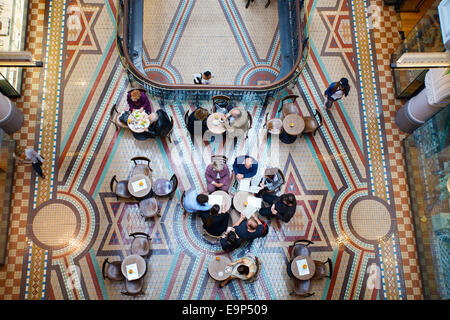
[
  {"xmin": 129, "ymin": 232, "xmax": 152, "ymax": 257},
  {"xmin": 312, "ymin": 258, "xmax": 333, "ymax": 280},
  {"xmin": 290, "ymin": 278, "xmax": 315, "ymax": 297},
  {"xmin": 203, "ymin": 229, "xmax": 223, "ymax": 243},
  {"xmin": 212, "ymin": 95, "xmax": 230, "ymax": 113},
  {"xmin": 138, "ymin": 197, "xmax": 161, "ymax": 219},
  {"xmin": 290, "ymin": 239, "xmax": 314, "ymax": 259},
  {"xmin": 263, "ymin": 112, "xmax": 282, "ymax": 135},
  {"xmin": 167, "ymin": 174, "xmax": 178, "ymax": 199},
  {"xmin": 302, "ymin": 109, "xmax": 323, "ymax": 136},
  {"xmin": 109, "ymin": 104, "xmax": 128, "ymax": 131},
  {"xmin": 110, "ymin": 175, "xmax": 132, "ymax": 200},
  {"xmin": 245, "ymin": 111, "xmax": 253, "ymax": 139},
  {"xmin": 102, "ymin": 258, "xmax": 124, "ymax": 281},
  {"xmin": 121, "ymin": 278, "xmax": 144, "ymax": 296},
  {"xmin": 130, "ymin": 156, "xmax": 152, "ymax": 178},
  {"xmin": 278, "ymin": 95, "xmax": 300, "ymax": 118}
]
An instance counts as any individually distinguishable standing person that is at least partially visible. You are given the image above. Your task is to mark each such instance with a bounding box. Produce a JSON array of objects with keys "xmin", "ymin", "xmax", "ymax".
[
  {"xmin": 258, "ymin": 193, "xmax": 296, "ymax": 223},
  {"xmin": 324, "ymin": 77, "xmax": 350, "ymax": 110},
  {"xmin": 193, "ymin": 71, "xmax": 212, "ymax": 84},
  {"xmin": 205, "ymin": 159, "xmax": 231, "ymax": 193},
  {"xmin": 14, "ymin": 147, "xmax": 45, "ymax": 179}
]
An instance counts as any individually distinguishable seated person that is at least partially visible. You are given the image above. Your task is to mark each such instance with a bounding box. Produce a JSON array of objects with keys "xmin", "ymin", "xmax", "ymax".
[
  {"xmin": 221, "ymin": 107, "xmax": 249, "ymax": 134},
  {"xmin": 258, "ymin": 193, "xmax": 296, "ymax": 223},
  {"xmin": 233, "ymin": 212, "xmax": 266, "ymax": 241},
  {"xmin": 220, "ymin": 227, "xmax": 242, "ymax": 252},
  {"xmin": 127, "ymin": 89, "xmax": 152, "ymax": 114},
  {"xmin": 187, "ymin": 107, "xmax": 209, "ymax": 138},
  {"xmin": 143, "ymin": 109, "xmax": 172, "ymax": 138},
  {"xmin": 183, "ymin": 189, "xmax": 212, "ymax": 214},
  {"xmin": 255, "ymin": 167, "xmax": 284, "ymax": 197},
  {"xmin": 219, "ymin": 254, "xmax": 258, "ymax": 287},
  {"xmin": 193, "ymin": 71, "xmax": 212, "ymax": 84},
  {"xmin": 199, "ymin": 204, "xmax": 230, "ymax": 237},
  {"xmin": 233, "ymin": 155, "xmax": 258, "ymax": 182},
  {"xmin": 205, "ymin": 159, "xmax": 231, "ymax": 193}
]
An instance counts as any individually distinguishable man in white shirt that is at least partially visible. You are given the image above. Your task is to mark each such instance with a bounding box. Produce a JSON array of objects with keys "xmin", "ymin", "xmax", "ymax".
[{"xmin": 193, "ymin": 71, "xmax": 212, "ymax": 84}]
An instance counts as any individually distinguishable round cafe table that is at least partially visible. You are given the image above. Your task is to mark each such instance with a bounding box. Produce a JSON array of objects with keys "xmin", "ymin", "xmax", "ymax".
[
  {"xmin": 128, "ymin": 174, "xmax": 152, "ymax": 198},
  {"xmin": 291, "ymin": 255, "xmax": 316, "ymax": 280},
  {"xmin": 232, "ymin": 190, "xmax": 257, "ymax": 214},
  {"xmin": 127, "ymin": 110, "xmax": 150, "ymax": 133},
  {"xmin": 121, "ymin": 254, "xmax": 147, "ymax": 280},
  {"xmin": 282, "ymin": 114, "xmax": 305, "ymax": 136},
  {"xmin": 207, "ymin": 113, "xmax": 226, "ymax": 134},
  {"xmin": 211, "ymin": 190, "xmax": 232, "ymax": 212},
  {"xmin": 208, "ymin": 255, "xmax": 232, "ymax": 281}
]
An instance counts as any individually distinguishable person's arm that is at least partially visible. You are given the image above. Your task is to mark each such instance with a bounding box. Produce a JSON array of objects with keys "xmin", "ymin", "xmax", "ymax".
[
  {"xmin": 204, "ymin": 166, "xmax": 215, "ymax": 184},
  {"xmin": 233, "ymin": 214, "xmax": 246, "ymax": 227},
  {"xmin": 221, "ymin": 167, "xmax": 231, "ymax": 190},
  {"xmin": 251, "ymin": 214, "xmax": 263, "ymax": 225},
  {"xmin": 243, "ymin": 163, "xmax": 258, "ymax": 178}
]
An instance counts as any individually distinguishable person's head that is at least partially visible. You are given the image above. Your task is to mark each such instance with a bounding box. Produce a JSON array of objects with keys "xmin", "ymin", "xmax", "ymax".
[
  {"xmin": 226, "ymin": 230, "xmax": 237, "ymax": 244},
  {"xmin": 148, "ymin": 112, "xmax": 159, "ymax": 123},
  {"xmin": 203, "ymin": 71, "xmax": 211, "ymax": 80},
  {"xmin": 282, "ymin": 193, "xmax": 296, "ymax": 207},
  {"xmin": 212, "ymin": 159, "xmax": 224, "ymax": 172},
  {"xmin": 244, "ymin": 156, "xmax": 253, "ymax": 169},
  {"xmin": 230, "ymin": 108, "xmax": 241, "ymax": 119},
  {"xmin": 130, "ymin": 89, "xmax": 142, "ymax": 102},
  {"xmin": 247, "ymin": 217, "xmax": 258, "ymax": 230},
  {"xmin": 194, "ymin": 108, "xmax": 209, "ymax": 121},
  {"xmin": 196, "ymin": 194, "xmax": 209, "ymax": 205},
  {"xmin": 210, "ymin": 204, "xmax": 220, "ymax": 216},
  {"xmin": 339, "ymin": 78, "xmax": 349, "ymax": 88},
  {"xmin": 237, "ymin": 265, "xmax": 250, "ymax": 275}
]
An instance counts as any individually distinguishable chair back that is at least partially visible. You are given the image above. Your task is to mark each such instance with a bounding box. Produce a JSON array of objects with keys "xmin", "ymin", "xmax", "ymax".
[
  {"xmin": 131, "ymin": 156, "xmax": 151, "ymax": 165},
  {"xmin": 110, "ymin": 175, "xmax": 118, "ymax": 193},
  {"xmin": 279, "ymin": 94, "xmax": 299, "ymax": 117},
  {"xmin": 291, "ymin": 239, "xmax": 314, "ymax": 259},
  {"xmin": 212, "ymin": 95, "xmax": 230, "ymax": 113},
  {"xmin": 168, "ymin": 174, "xmax": 178, "ymax": 198},
  {"xmin": 302, "ymin": 109, "xmax": 323, "ymax": 135},
  {"xmin": 167, "ymin": 116, "xmax": 175, "ymax": 143},
  {"xmin": 211, "ymin": 155, "xmax": 228, "ymax": 164},
  {"xmin": 247, "ymin": 111, "xmax": 253, "ymax": 130},
  {"xmin": 184, "ymin": 110, "xmax": 189, "ymax": 126},
  {"xmin": 180, "ymin": 190, "xmax": 187, "ymax": 214},
  {"xmin": 109, "ymin": 104, "xmax": 119, "ymax": 130}
]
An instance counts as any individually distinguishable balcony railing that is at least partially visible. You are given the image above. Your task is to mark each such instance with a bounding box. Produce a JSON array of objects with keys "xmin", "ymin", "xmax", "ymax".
[{"xmin": 115, "ymin": 0, "xmax": 310, "ymax": 107}]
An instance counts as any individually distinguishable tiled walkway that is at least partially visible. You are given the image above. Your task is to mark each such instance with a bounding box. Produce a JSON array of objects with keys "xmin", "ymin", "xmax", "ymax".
[{"xmin": 0, "ymin": 0, "xmax": 423, "ymax": 300}]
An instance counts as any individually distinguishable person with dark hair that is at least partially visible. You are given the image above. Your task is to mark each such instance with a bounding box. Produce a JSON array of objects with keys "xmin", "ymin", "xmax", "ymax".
[
  {"xmin": 142, "ymin": 109, "xmax": 172, "ymax": 138},
  {"xmin": 199, "ymin": 203, "xmax": 230, "ymax": 236},
  {"xmin": 187, "ymin": 107, "xmax": 209, "ymax": 138},
  {"xmin": 183, "ymin": 189, "xmax": 212, "ymax": 214},
  {"xmin": 258, "ymin": 193, "xmax": 296, "ymax": 223},
  {"xmin": 220, "ymin": 227, "xmax": 242, "ymax": 252},
  {"xmin": 324, "ymin": 77, "xmax": 350, "ymax": 110},
  {"xmin": 219, "ymin": 254, "xmax": 259, "ymax": 287},
  {"xmin": 193, "ymin": 71, "xmax": 212, "ymax": 84}
]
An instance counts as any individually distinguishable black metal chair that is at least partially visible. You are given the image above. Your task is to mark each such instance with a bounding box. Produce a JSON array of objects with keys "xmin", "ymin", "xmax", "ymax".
[
  {"xmin": 129, "ymin": 232, "xmax": 152, "ymax": 257},
  {"xmin": 130, "ymin": 156, "xmax": 153, "ymax": 177},
  {"xmin": 302, "ymin": 109, "xmax": 323, "ymax": 136},
  {"xmin": 110, "ymin": 175, "xmax": 132, "ymax": 200},
  {"xmin": 166, "ymin": 116, "xmax": 175, "ymax": 143},
  {"xmin": 109, "ymin": 104, "xmax": 128, "ymax": 131},
  {"xmin": 180, "ymin": 190, "xmax": 187, "ymax": 215},
  {"xmin": 290, "ymin": 278, "xmax": 315, "ymax": 297},
  {"xmin": 278, "ymin": 94, "xmax": 300, "ymax": 118},
  {"xmin": 291, "ymin": 239, "xmax": 314, "ymax": 259},
  {"xmin": 139, "ymin": 197, "xmax": 161, "ymax": 219},
  {"xmin": 121, "ymin": 277, "xmax": 144, "ymax": 296},
  {"xmin": 102, "ymin": 258, "xmax": 124, "ymax": 281},
  {"xmin": 312, "ymin": 258, "xmax": 333, "ymax": 280}
]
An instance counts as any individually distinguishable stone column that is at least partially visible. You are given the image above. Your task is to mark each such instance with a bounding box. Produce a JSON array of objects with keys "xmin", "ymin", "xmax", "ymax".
[
  {"xmin": 0, "ymin": 92, "xmax": 24, "ymax": 134},
  {"xmin": 395, "ymin": 68, "xmax": 450, "ymax": 133}
]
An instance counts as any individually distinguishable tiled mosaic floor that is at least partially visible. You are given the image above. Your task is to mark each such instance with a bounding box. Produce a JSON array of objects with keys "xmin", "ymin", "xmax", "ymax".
[{"xmin": 0, "ymin": 0, "xmax": 424, "ymax": 300}]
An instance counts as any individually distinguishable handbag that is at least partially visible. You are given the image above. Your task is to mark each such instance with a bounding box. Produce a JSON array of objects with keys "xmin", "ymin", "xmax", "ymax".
[{"xmin": 119, "ymin": 110, "xmax": 130, "ymax": 124}]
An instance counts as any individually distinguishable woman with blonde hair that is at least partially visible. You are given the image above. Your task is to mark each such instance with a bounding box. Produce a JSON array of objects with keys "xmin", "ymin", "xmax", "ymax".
[
  {"xmin": 205, "ymin": 159, "xmax": 231, "ymax": 193},
  {"xmin": 187, "ymin": 107, "xmax": 209, "ymax": 138}
]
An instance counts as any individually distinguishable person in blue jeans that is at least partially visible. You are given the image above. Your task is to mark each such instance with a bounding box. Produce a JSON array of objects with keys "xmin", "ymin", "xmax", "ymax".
[{"xmin": 324, "ymin": 77, "xmax": 350, "ymax": 110}]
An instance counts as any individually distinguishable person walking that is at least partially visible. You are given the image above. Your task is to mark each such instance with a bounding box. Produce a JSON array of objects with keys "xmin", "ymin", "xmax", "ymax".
[
  {"xmin": 324, "ymin": 77, "xmax": 350, "ymax": 110},
  {"xmin": 14, "ymin": 147, "xmax": 45, "ymax": 179}
]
